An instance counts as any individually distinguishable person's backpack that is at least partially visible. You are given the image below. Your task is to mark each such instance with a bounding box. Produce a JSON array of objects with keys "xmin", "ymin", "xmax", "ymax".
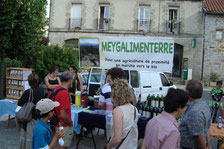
[{"xmin": 49, "ymin": 88, "xmax": 66, "ymax": 127}]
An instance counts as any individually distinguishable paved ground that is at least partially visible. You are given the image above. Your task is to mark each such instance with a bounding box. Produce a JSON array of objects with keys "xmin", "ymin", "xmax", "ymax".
[{"xmin": 0, "ymin": 84, "xmax": 220, "ymax": 149}]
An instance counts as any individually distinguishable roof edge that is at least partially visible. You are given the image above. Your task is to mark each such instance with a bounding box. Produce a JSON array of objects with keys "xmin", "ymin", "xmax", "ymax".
[{"xmin": 204, "ymin": 11, "xmax": 224, "ymax": 15}]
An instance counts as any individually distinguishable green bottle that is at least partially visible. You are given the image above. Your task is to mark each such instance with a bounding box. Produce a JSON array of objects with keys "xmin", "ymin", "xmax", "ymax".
[
  {"xmin": 160, "ymin": 95, "xmax": 164, "ymax": 108},
  {"xmin": 147, "ymin": 94, "xmax": 151, "ymax": 107},
  {"xmin": 155, "ymin": 94, "xmax": 160, "ymax": 108},
  {"xmin": 151, "ymin": 94, "xmax": 155, "ymax": 107}
]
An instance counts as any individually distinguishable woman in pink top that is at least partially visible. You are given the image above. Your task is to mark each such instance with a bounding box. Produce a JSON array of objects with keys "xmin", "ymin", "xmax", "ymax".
[{"xmin": 142, "ymin": 88, "xmax": 189, "ymax": 149}]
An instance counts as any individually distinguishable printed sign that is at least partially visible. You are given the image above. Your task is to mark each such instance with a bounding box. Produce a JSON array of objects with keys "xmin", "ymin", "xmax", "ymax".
[{"xmin": 80, "ymin": 37, "xmax": 174, "ymax": 72}]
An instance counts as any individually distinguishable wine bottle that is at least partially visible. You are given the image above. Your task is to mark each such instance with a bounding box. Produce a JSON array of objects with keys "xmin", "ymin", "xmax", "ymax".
[
  {"xmin": 155, "ymin": 94, "xmax": 159, "ymax": 108},
  {"xmin": 151, "ymin": 94, "xmax": 155, "ymax": 107}
]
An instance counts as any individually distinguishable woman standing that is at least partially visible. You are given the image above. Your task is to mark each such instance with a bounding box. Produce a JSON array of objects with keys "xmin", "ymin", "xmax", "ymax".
[
  {"xmin": 44, "ymin": 65, "xmax": 61, "ymax": 93},
  {"xmin": 18, "ymin": 74, "xmax": 45, "ymax": 149},
  {"xmin": 107, "ymin": 79, "xmax": 138, "ymax": 149},
  {"xmin": 69, "ymin": 66, "xmax": 83, "ymax": 104}
]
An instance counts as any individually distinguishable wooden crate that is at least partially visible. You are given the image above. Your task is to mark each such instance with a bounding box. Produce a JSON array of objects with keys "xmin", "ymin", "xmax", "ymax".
[{"xmin": 6, "ymin": 67, "xmax": 32, "ymax": 100}]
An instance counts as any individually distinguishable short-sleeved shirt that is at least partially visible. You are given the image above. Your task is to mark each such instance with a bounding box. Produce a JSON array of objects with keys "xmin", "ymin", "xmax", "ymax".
[
  {"xmin": 98, "ymin": 83, "xmax": 113, "ymax": 125},
  {"xmin": 211, "ymin": 88, "xmax": 224, "ymax": 101},
  {"xmin": 54, "ymin": 86, "xmax": 72, "ymax": 127},
  {"xmin": 143, "ymin": 111, "xmax": 180, "ymax": 149},
  {"xmin": 179, "ymin": 99, "xmax": 211, "ymax": 148},
  {"xmin": 32, "ymin": 119, "xmax": 51, "ymax": 149}
]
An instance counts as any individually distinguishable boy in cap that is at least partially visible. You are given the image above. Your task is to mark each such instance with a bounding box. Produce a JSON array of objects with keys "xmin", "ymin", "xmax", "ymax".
[{"xmin": 32, "ymin": 98, "xmax": 64, "ymax": 149}]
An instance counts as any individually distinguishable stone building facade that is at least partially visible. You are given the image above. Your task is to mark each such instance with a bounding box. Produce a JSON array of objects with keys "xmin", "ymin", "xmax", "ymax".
[
  {"xmin": 49, "ymin": 0, "xmax": 203, "ymax": 80},
  {"xmin": 203, "ymin": 0, "xmax": 224, "ymax": 81}
]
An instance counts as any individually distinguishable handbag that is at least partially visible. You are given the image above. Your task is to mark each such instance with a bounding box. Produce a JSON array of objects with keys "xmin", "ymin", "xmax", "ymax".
[{"xmin": 16, "ymin": 89, "xmax": 35, "ymax": 122}]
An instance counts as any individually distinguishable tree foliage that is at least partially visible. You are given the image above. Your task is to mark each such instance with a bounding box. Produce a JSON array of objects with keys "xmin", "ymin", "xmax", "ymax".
[
  {"xmin": 0, "ymin": 0, "xmax": 47, "ymax": 98},
  {"xmin": 0, "ymin": 0, "xmax": 47, "ymax": 60},
  {"xmin": 33, "ymin": 45, "xmax": 79, "ymax": 80}
]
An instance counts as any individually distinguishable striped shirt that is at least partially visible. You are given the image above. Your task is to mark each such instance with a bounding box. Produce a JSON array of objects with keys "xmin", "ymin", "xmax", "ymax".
[{"xmin": 98, "ymin": 83, "xmax": 113, "ymax": 125}]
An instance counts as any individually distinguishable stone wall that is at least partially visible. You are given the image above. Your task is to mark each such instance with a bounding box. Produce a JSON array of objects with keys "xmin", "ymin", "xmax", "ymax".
[
  {"xmin": 50, "ymin": 0, "xmax": 203, "ymax": 34},
  {"xmin": 203, "ymin": 14, "xmax": 224, "ymax": 81},
  {"xmin": 49, "ymin": 0, "xmax": 203, "ymax": 80}
]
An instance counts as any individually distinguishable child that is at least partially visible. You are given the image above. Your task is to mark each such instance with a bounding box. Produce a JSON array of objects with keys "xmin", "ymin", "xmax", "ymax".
[
  {"xmin": 209, "ymin": 81, "xmax": 224, "ymax": 118},
  {"xmin": 32, "ymin": 98, "xmax": 64, "ymax": 149}
]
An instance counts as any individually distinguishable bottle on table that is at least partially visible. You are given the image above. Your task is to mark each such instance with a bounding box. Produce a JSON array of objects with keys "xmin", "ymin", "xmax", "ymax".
[
  {"xmin": 151, "ymin": 94, "xmax": 155, "ymax": 108},
  {"xmin": 155, "ymin": 94, "xmax": 160, "ymax": 108},
  {"xmin": 218, "ymin": 116, "xmax": 223, "ymax": 129},
  {"xmin": 138, "ymin": 103, "xmax": 143, "ymax": 116},
  {"xmin": 160, "ymin": 95, "xmax": 164, "ymax": 108},
  {"xmin": 147, "ymin": 94, "xmax": 151, "ymax": 107},
  {"xmin": 145, "ymin": 106, "xmax": 150, "ymax": 118},
  {"xmin": 142, "ymin": 104, "xmax": 147, "ymax": 117}
]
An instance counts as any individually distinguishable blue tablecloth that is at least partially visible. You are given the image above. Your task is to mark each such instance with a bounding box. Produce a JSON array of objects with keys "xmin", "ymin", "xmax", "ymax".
[
  {"xmin": 71, "ymin": 107, "xmax": 89, "ymax": 134},
  {"xmin": 0, "ymin": 99, "xmax": 18, "ymax": 117}
]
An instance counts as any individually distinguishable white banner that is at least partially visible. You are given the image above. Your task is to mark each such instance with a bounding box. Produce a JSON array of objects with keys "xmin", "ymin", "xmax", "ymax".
[{"xmin": 99, "ymin": 37, "xmax": 174, "ymax": 72}]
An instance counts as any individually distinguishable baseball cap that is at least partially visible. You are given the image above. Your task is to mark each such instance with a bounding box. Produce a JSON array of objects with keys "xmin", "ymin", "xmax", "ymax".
[{"xmin": 36, "ymin": 98, "xmax": 60, "ymax": 115}]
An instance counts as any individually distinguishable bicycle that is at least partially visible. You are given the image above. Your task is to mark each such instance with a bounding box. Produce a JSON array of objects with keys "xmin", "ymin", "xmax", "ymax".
[{"xmin": 210, "ymin": 101, "xmax": 219, "ymax": 123}]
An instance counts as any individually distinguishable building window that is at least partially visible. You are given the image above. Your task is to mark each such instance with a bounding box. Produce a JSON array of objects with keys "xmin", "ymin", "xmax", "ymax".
[
  {"xmin": 138, "ymin": 6, "xmax": 150, "ymax": 32},
  {"xmin": 167, "ymin": 7, "xmax": 180, "ymax": 34},
  {"xmin": 65, "ymin": 39, "xmax": 79, "ymax": 48},
  {"xmin": 70, "ymin": 4, "xmax": 82, "ymax": 29},
  {"xmin": 216, "ymin": 30, "xmax": 223, "ymax": 40},
  {"xmin": 98, "ymin": 5, "xmax": 110, "ymax": 30}
]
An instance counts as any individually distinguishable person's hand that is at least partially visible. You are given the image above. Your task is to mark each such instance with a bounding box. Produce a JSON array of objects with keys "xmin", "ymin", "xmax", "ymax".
[
  {"xmin": 206, "ymin": 142, "xmax": 211, "ymax": 149},
  {"xmin": 107, "ymin": 144, "xmax": 111, "ymax": 149},
  {"xmin": 206, "ymin": 144, "xmax": 211, "ymax": 149},
  {"xmin": 55, "ymin": 129, "xmax": 64, "ymax": 139}
]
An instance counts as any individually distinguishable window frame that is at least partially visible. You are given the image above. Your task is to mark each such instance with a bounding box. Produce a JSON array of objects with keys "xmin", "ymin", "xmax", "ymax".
[
  {"xmin": 216, "ymin": 29, "xmax": 223, "ymax": 40},
  {"xmin": 168, "ymin": 7, "xmax": 180, "ymax": 34},
  {"xmin": 98, "ymin": 4, "xmax": 110, "ymax": 30},
  {"xmin": 64, "ymin": 38, "xmax": 79, "ymax": 48},
  {"xmin": 138, "ymin": 6, "xmax": 150, "ymax": 32},
  {"xmin": 160, "ymin": 73, "xmax": 170, "ymax": 87},
  {"xmin": 70, "ymin": 3, "xmax": 82, "ymax": 29}
]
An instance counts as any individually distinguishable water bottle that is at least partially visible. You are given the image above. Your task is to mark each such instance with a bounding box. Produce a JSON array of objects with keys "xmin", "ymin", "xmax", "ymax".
[
  {"xmin": 58, "ymin": 126, "xmax": 64, "ymax": 146},
  {"xmin": 217, "ymin": 116, "xmax": 222, "ymax": 129}
]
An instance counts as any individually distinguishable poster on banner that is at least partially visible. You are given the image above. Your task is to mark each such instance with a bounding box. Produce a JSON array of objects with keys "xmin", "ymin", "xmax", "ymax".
[
  {"xmin": 79, "ymin": 38, "xmax": 100, "ymax": 67},
  {"xmin": 79, "ymin": 37, "xmax": 174, "ymax": 72}
]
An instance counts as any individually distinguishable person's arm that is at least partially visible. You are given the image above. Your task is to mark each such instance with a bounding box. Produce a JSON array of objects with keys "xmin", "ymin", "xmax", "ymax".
[
  {"xmin": 206, "ymin": 131, "xmax": 211, "ymax": 149},
  {"xmin": 78, "ymin": 74, "xmax": 83, "ymax": 92},
  {"xmin": 194, "ymin": 136, "xmax": 207, "ymax": 149},
  {"xmin": 107, "ymin": 107, "xmax": 123, "ymax": 149},
  {"xmin": 18, "ymin": 90, "xmax": 29, "ymax": 106},
  {"xmin": 141, "ymin": 141, "xmax": 146, "ymax": 149},
  {"xmin": 60, "ymin": 109, "xmax": 73, "ymax": 127},
  {"xmin": 57, "ymin": 77, "xmax": 61, "ymax": 86},
  {"xmin": 98, "ymin": 89, "xmax": 106, "ymax": 110},
  {"xmin": 49, "ymin": 129, "xmax": 64, "ymax": 149}
]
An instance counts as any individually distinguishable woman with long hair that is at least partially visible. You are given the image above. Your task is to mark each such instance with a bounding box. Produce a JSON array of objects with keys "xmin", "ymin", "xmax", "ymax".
[{"xmin": 107, "ymin": 79, "xmax": 138, "ymax": 149}]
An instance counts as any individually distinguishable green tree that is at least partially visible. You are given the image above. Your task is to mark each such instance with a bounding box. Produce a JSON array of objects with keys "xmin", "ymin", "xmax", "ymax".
[
  {"xmin": 33, "ymin": 45, "xmax": 79, "ymax": 80},
  {"xmin": 0, "ymin": 0, "xmax": 47, "ymax": 98}
]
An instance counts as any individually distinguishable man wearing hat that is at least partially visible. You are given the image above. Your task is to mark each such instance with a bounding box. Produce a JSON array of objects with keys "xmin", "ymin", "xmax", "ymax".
[{"xmin": 32, "ymin": 98, "xmax": 64, "ymax": 149}]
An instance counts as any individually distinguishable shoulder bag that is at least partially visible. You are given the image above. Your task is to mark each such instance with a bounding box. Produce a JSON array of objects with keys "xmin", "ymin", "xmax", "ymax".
[{"xmin": 16, "ymin": 89, "xmax": 35, "ymax": 122}]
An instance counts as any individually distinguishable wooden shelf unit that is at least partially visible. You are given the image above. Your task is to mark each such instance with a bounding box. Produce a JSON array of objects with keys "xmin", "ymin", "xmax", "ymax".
[{"xmin": 6, "ymin": 67, "xmax": 32, "ymax": 100}]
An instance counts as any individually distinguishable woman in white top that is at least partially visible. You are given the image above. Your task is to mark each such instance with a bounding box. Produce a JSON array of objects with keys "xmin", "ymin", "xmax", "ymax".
[{"xmin": 107, "ymin": 79, "xmax": 138, "ymax": 149}]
